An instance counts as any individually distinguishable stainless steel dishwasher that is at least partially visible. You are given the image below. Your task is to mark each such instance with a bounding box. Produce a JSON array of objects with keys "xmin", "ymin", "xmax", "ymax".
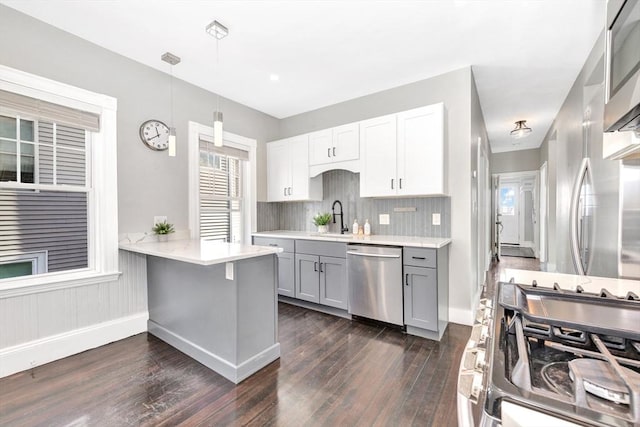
[{"xmin": 346, "ymin": 245, "xmax": 403, "ymax": 325}]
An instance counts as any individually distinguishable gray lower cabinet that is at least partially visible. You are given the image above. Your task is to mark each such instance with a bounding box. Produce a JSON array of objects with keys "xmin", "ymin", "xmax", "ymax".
[
  {"xmin": 319, "ymin": 256, "xmax": 347, "ymax": 309},
  {"xmin": 295, "ymin": 253, "xmax": 347, "ymax": 309},
  {"xmin": 253, "ymin": 237, "xmax": 296, "ymax": 298},
  {"xmin": 277, "ymin": 251, "xmax": 295, "ymax": 297},
  {"xmin": 403, "ymin": 265, "xmax": 438, "ymax": 330},
  {"xmin": 402, "ymin": 246, "xmax": 449, "ymax": 339},
  {"xmin": 295, "ymin": 253, "xmax": 320, "ymax": 303}
]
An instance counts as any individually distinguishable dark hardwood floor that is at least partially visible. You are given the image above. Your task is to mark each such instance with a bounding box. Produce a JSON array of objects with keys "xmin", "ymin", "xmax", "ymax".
[{"xmin": 0, "ymin": 256, "xmax": 540, "ymax": 427}]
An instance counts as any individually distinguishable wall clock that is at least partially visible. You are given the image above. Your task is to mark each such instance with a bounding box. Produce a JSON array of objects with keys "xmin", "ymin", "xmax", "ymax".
[{"xmin": 139, "ymin": 119, "xmax": 170, "ymax": 151}]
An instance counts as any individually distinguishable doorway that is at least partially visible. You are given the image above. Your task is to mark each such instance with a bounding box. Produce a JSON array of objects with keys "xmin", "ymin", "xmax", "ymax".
[{"xmin": 493, "ymin": 171, "xmax": 539, "ymax": 259}]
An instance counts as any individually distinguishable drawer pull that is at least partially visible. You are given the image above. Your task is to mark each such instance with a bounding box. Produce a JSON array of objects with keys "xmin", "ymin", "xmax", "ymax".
[
  {"xmin": 268, "ymin": 243, "xmax": 278, "ymax": 247},
  {"xmin": 412, "ymin": 256, "xmax": 426, "ymax": 260}
]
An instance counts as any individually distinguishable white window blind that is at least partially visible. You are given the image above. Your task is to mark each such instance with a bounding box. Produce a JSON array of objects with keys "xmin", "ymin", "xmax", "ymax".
[{"xmin": 199, "ymin": 139, "xmax": 245, "ymax": 243}]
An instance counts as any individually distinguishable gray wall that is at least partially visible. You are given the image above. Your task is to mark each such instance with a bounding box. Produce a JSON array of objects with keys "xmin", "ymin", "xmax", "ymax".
[
  {"xmin": 0, "ymin": 5, "xmax": 280, "ymax": 235},
  {"xmin": 491, "ymin": 148, "xmax": 542, "ymax": 174},
  {"xmin": 258, "ymin": 170, "xmax": 451, "ymax": 238},
  {"xmin": 539, "ymin": 31, "xmax": 621, "ymax": 278},
  {"xmin": 278, "ymin": 67, "xmax": 475, "ymax": 324}
]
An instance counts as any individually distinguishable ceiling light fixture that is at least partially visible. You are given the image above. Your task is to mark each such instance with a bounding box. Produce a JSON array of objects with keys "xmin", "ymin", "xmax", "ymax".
[
  {"xmin": 206, "ymin": 20, "xmax": 228, "ymax": 147},
  {"xmin": 161, "ymin": 52, "xmax": 181, "ymax": 157},
  {"xmin": 510, "ymin": 120, "xmax": 532, "ymax": 140}
]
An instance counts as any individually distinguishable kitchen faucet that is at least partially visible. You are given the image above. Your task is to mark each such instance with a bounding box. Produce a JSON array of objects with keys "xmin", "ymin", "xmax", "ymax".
[{"xmin": 331, "ymin": 200, "xmax": 349, "ymax": 234}]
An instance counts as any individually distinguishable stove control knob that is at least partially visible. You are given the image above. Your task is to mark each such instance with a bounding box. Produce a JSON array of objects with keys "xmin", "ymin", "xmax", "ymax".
[{"xmin": 474, "ymin": 349, "xmax": 486, "ymax": 369}]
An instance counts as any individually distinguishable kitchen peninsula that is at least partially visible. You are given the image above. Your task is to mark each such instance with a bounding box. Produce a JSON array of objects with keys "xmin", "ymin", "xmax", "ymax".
[{"xmin": 119, "ymin": 239, "xmax": 282, "ymax": 384}]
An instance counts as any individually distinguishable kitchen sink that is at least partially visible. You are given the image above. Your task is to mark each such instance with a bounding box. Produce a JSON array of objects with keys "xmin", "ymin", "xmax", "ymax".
[{"xmin": 311, "ymin": 233, "xmax": 353, "ymax": 240}]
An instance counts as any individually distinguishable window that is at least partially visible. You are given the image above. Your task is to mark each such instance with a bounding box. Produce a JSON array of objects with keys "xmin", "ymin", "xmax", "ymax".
[
  {"xmin": 198, "ymin": 140, "xmax": 246, "ymax": 243},
  {"xmin": 188, "ymin": 122, "xmax": 257, "ymax": 245},
  {"xmin": 0, "ymin": 65, "xmax": 118, "ymax": 293}
]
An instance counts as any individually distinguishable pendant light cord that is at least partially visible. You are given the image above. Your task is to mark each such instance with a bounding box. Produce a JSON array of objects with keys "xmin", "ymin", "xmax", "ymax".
[
  {"xmin": 170, "ymin": 64, "xmax": 174, "ymax": 128},
  {"xmin": 216, "ymin": 36, "xmax": 220, "ymax": 113}
]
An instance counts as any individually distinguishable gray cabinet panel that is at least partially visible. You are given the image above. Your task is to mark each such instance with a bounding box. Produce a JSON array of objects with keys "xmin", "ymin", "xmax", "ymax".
[
  {"xmin": 403, "ymin": 247, "xmax": 436, "ymax": 268},
  {"xmin": 319, "ymin": 256, "xmax": 347, "ymax": 309},
  {"xmin": 403, "ymin": 265, "xmax": 438, "ymax": 331},
  {"xmin": 295, "ymin": 253, "xmax": 320, "ymax": 303},
  {"xmin": 253, "ymin": 236, "xmax": 295, "ymax": 253},
  {"xmin": 296, "ymin": 239, "xmax": 347, "ymax": 258},
  {"xmin": 277, "ymin": 252, "xmax": 295, "ymax": 297}
]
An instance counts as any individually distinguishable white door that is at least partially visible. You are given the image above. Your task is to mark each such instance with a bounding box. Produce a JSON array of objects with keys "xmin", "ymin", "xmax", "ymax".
[
  {"xmin": 499, "ymin": 180, "xmax": 519, "ymax": 244},
  {"xmin": 519, "ymin": 181, "xmax": 535, "ymax": 248},
  {"xmin": 397, "ymin": 104, "xmax": 444, "ymax": 196},
  {"xmin": 266, "ymin": 140, "xmax": 291, "ymax": 202},
  {"xmin": 333, "ymin": 123, "xmax": 359, "ymax": 162},
  {"xmin": 289, "ymin": 135, "xmax": 311, "ymax": 200},
  {"xmin": 308, "ymin": 129, "xmax": 332, "ymax": 166},
  {"xmin": 360, "ymin": 114, "xmax": 397, "ymax": 197}
]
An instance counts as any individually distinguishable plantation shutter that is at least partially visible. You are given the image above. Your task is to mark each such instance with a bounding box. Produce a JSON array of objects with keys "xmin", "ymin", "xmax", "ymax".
[{"xmin": 199, "ymin": 139, "xmax": 245, "ymax": 242}]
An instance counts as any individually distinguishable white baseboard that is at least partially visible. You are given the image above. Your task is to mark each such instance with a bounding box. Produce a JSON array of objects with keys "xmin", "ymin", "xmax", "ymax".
[
  {"xmin": 0, "ymin": 312, "xmax": 148, "ymax": 378},
  {"xmin": 449, "ymin": 306, "xmax": 474, "ymax": 326}
]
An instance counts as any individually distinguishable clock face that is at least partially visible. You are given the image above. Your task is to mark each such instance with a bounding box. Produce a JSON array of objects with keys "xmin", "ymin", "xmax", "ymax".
[{"xmin": 139, "ymin": 120, "xmax": 170, "ymax": 151}]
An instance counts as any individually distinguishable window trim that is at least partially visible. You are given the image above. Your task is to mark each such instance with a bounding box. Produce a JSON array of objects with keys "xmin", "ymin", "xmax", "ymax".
[
  {"xmin": 188, "ymin": 121, "xmax": 257, "ymax": 244},
  {"xmin": 0, "ymin": 64, "xmax": 118, "ymax": 295},
  {"xmin": 0, "ymin": 250, "xmax": 48, "ymax": 275}
]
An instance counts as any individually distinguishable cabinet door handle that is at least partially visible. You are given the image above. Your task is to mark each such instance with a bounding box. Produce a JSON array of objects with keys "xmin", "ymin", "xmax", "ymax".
[
  {"xmin": 288, "ymin": 187, "xmax": 292, "ymax": 195},
  {"xmin": 283, "ymin": 187, "xmax": 287, "ymax": 197},
  {"xmin": 391, "ymin": 178, "xmax": 394, "ymax": 189},
  {"xmin": 328, "ymin": 147, "xmax": 331, "ymax": 158},
  {"xmin": 332, "ymin": 147, "xmax": 336, "ymax": 157},
  {"xmin": 314, "ymin": 261, "xmax": 318, "ymax": 272},
  {"xmin": 405, "ymin": 273, "xmax": 410, "ymax": 286},
  {"xmin": 319, "ymin": 262, "xmax": 324, "ymax": 273},
  {"xmin": 412, "ymin": 256, "xmax": 426, "ymax": 260},
  {"xmin": 399, "ymin": 178, "xmax": 402, "ymax": 189}
]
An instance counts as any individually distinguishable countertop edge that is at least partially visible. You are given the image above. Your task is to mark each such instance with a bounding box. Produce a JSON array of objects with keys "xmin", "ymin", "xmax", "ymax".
[
  {"xmin": 252, "ymin": 231, "xmax": 452, "ymax": 249},
  {"xmin": 119, "ymin": 241, "xmax": 281, "ymax": 266}
]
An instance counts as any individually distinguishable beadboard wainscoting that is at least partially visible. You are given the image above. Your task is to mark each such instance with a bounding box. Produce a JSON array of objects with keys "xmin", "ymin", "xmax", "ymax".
[
  {"xmin": 258, "ymin": 170, "xmax": 451, "ymax": 237},
  {"xmin": 0, "ymin": 250, "xmax": 148, "ymax": 378}
]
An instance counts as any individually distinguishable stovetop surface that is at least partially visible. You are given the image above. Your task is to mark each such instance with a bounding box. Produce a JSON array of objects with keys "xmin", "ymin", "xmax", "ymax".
[{"xmin": 487, "ymin": 280, "xmax": 640, "ymax": 427}]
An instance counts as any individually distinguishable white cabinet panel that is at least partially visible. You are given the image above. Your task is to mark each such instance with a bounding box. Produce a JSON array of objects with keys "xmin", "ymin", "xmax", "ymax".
[
  {"xmin": 397, "ymin": 103, "xmax": 445, "ymax": 196},
  {"xmin": 309, "ymin": 129, "xmax": 333, "ymax": 166},
  {"xmin": 266, "ymin": 140, "xmax": 291, "ymax": 202},
  {"xmin": 267, "ymin": 135, "xmax": 322, "ymax": 202},
  {"xmin": 360, "ymin": 114, "xmax": 397, "ymax": 197},
  {"xmin": 360, "ymin": 103, "xmax": 445, "ymax": 197},
  {"xmin": 309, "ymin": 123, "xmax": 359, "ymax": 167}
]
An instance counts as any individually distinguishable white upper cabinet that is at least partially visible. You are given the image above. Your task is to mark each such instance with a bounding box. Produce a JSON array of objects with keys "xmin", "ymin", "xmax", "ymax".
[
  {"xmin": 360, "ymin": 114, "xmax": 398, "ymax": 197},
  {"xmin": 309, "ymin": 123, "xmax": 359, "ymax": 166},
  {"xmin": 397, "ymin": 103, "xmax": 445, "ymax": 196},
  {"xmin": 360, "ymin": 103, "xmax": 445, "ymax": 197},
  {"xmin": 267, "ymin": 135, "xmax": 322, "ymax": 202}
]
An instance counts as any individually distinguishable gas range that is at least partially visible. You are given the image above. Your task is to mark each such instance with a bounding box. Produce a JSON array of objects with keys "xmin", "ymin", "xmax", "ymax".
[{"xmin": 458, "ymin": 271, "xmax": 640, "ymax": 427}]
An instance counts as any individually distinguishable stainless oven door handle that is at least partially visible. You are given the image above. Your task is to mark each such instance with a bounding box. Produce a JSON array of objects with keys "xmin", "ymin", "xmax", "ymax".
[{"xmin": 346, "ymin": 251, "xmax": 400, "ymax": 258}]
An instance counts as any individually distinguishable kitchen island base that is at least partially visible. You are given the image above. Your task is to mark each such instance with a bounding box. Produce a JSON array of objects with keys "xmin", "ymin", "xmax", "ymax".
[{"xmin": 146, "ymin": 253, "xmax": 280, "ymax": 384}]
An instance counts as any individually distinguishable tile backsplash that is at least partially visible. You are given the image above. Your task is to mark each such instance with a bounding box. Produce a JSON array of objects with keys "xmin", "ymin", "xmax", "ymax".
[{"xmin": 258, "ymin": 170, "xmax": 450, "ymax": 238}]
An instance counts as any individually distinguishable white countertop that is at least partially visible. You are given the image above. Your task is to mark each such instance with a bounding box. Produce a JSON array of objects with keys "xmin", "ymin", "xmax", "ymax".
[
  {"xmin": 119, "ymin": 239, "xmax": 282, "ymax": 266},
  {"xmin": 501, "ymin": 268, "xmax": 640, "ymax": 298},
  {"xmin": 252, "ymin": 230, "xmax": 451, "ymax": 249}
]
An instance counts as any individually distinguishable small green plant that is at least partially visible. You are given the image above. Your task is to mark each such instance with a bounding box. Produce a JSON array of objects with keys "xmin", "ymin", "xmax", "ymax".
[
  {"xmin": 312, "ymin": 212, "xmax": 332, "ymax": 226},
  {"xmin": 152, "ymin": 221, "xmax": 175, "ymax": 235}
]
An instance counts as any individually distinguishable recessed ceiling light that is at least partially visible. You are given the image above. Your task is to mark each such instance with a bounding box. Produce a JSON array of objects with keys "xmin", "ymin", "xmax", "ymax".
[{"xmin": 270, "ymin": 74, "xmax": 280, "ymax": 82}]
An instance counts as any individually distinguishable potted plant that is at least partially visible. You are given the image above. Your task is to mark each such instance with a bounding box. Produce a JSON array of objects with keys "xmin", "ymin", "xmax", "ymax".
[
  {"xmin": 152, "ymin": 221, "xmax": 175, "ymax": 242},
  {"xmin": 312, "ymin": 212, "xmax": 332, "ymax": 233}
]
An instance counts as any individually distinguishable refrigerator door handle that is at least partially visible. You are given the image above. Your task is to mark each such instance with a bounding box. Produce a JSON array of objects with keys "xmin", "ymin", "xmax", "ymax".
[{"xmin": 570, "ymin": 157, "xmax": 592, "ymax": 276}]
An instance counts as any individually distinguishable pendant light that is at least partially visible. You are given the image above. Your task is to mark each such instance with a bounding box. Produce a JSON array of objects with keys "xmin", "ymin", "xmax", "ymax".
[
  {"xmin": 206, "ymin": 20, "xmax": 228, "ymax": 147},
  {"xmin": 510, "ymin": 120, "xmax": 532, "ymax": 140},
  {"xmin": 161, "ymin": 52, "xmax": 180, "ymax": 156}
]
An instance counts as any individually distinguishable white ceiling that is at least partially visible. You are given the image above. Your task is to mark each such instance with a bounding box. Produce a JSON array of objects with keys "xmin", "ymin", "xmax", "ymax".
[{"xmin": 1, "ymin": 0, "xmax": 604, "ymax": 153}]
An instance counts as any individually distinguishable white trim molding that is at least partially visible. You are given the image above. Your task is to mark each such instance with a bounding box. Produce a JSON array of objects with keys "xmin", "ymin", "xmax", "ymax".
[
  {"xmin": 0, "ymin": 64, "xmax": 119, "ymax": 292},
  {"xmin": 0, "ymin": 312, "xmax": 147, "ymax": 378}
]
